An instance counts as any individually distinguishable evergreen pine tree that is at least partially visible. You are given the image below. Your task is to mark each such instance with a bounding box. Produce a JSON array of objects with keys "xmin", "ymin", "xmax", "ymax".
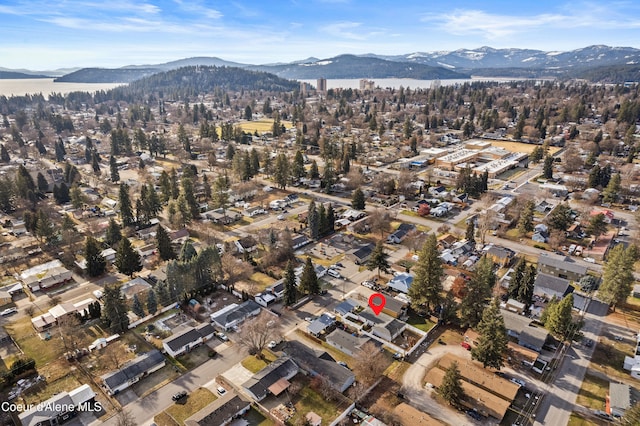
[
  {"xmin": 179, "ymin": 240, "xmax": 197, "ymax": 262},
  {"xmin": 507, "ymin": 257, "xmax": 526, "ymax": 300},
  {"xmin": 408, "ymin": 234, "xmax": 443, "ymax": 311},
  {"xmin": 307, "ymin": 200, "xmax": 319, "ymax": 240},
  {"xmin": 518, "ymin": 200, "xmax": 535, "ymax": 235},
  {"xmin": 472, "ymin": 299, "xmax": 508, "ymax": 369},
  {"xmin": 299, "ymin": 257, "xmax": 320, "ymax": 295},
  {"xmin": 110, "ymin": 155, "xmax": 119, "ymax": 182},
  {"xmin": 326, "ymin": 204, "xmax": 335, "ymax": 235},
  {"xmin": 367, "ymin": 241, "xmax": 390, "ymax": 279},
  {"xmin": 156, "ymin": 225, "xmax": 176, "ymax": 261},
  {"xmin": 439, "ymin": 361, "xmax": 465, "ymax": 406},
  {"xmin": 119, "ymin": 183, "xmax": 134, "ymax": 227},
  {"xmin": 115, "ymin": 237, "xmax": 142, "ymax": 277},
  {"xmin": 105, "ymin": 218, "xmax": 122, "ymax": 247},
  {"xmin": 351, "ymin": 187, "xmax": 365, "ymax": 210},
  {"xmin": 518, "ymin": 264, "xmax": 536, "ymax": 308},
  {"xmin": 283, "ymin": 260, "xmax": 298, "ymax": 306},
  {"xmin": 102, "ymin": 285, "xmax": 129, "ymax": 333},
  {"xmin": 546, "ymin": 293, "xmax": 574, "ymax": 339},
  {"xmin": 146, "ymin": 289, "xmax": 158, "ymax": 314},
  {"xmin": 132, "ymin": 294, "xmax": 145, "ymax": 318},
  {"xmin": 543, "ymin": 155, "xmax": 554, "ymax": 179},
  {"xmin": 599, "ymin": 244, "xmax": 635, "ymax": 310},
  {"xmin": 85, "ymin": 236, "xmax": 107, "ymax": 277},
  {"xmin": 0, "ymin": 144, "xmax": 9, "ymax": 163},
  {"xmin": 460, "ymin": 256, "xmax": 494, "ymax": 328},
  {"xmin": 36, "ymin": 172, "xmax": 48, "ymax": 193},
  {"xmin": 318, "ymin": 203, "xmax": 328, "ymax": 237}
]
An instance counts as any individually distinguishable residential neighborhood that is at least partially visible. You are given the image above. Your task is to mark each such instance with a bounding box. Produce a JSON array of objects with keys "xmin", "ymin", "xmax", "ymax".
[{"xmin": 1, "ymin": 69, "xmax": 640, "ymax": 426}]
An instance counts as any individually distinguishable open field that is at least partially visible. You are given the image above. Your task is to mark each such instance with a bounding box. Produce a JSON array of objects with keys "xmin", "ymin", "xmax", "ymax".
[
  {"xmin": 406, "ymin": 312, "xmax": 436, "ymax": 332},
  {"xmin": 488, "ymin": 140, "xmax": 561, "ymax": 155},
  {"xmin": 588, "ymin": 335, "xmax": 637, "ymax": 383},
  {"xmin": 576, "ymin": 373, "xmax": 608, "ymax": 411},
  {"xmin": 245, "ymin": 407, "xmax": 276, "ymax": 426},
  {"xmin": 233, "ymin": 119, "xmax": 293, "ymax": 134}
]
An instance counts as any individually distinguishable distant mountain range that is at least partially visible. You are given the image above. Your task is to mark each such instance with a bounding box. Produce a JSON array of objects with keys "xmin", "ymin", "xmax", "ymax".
[
  {"xmin": 0, "ymin": 70, "xmax": 51, "ymax": 79},
  {"xmin": 3, "ymin": 45, "xmax": 640, "ymax": 83}
]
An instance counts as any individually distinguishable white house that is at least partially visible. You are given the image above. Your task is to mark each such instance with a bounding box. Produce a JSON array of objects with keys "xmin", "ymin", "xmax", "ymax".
[
  {"xmin": 210, "ymin": 301, "xmax": 261, "ymax": 331},
  {"xmin": 100, "ymin": 350, "xmax": 165, "ymax": 395},
  {"xmin": 162, "ymin": 324, "xmax": 216, "ymax": 357}
]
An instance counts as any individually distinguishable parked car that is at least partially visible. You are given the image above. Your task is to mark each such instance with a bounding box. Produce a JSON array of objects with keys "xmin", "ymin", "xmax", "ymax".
[
  {"xmin": 216, "ymin": 332, "xmax": 229, "ymax": 342},
  {"xmin": 466, "ymin": 409, "xmax": 482, "ymax": 420},
  {"xmin": 267, "ymin": 340, "xmax": 278, "ymax": 349},
  {"xmin": 584, "ymin": 339, "xmax": 593, "ymax": 347},
  {"xmin": 337, "ymin": 361, "xmax": 349, "ymax": 369},
  {"xmin": 461, "ymin": 342, "xmax": 471, "ymax": 350},
  {"xmin": 584, "ymin": 257, "xmax": 595, "ymax": 263},
  {"xmin": 216, "ymin": 386, "xmax": 227, "ymax": 396},
  {"xmin": 277, "ymin": 214, "xmax": 285, "ymax": 220},
  {"xmin": 393, "ymin": 352, "xmax": 404, "ymax": 360},
  {"xmin": 172, "ymin": 391, "xmax": 187, "ymax": 401},
  {"xmin": 0, "ymin": 307, "xmax": 18, "ymax": 316},
  {"xmin": 327, "ymin": 269, "xmax": 342, "ymax": 279},
  {"xmin": 362, "ymin": 280, "xmax": 375, "ymax": 289}
]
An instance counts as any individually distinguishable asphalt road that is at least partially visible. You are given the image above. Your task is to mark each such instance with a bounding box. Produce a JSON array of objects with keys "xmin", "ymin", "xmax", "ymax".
[{"xmin": 96, "ymin": 342, "xmax": 247, "ymax": 426}]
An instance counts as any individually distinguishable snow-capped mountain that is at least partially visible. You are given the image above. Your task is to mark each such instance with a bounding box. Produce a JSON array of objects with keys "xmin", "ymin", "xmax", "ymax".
[{"xmin": 374, "ymin": 45, "xmax": 640, "ymax": 70}]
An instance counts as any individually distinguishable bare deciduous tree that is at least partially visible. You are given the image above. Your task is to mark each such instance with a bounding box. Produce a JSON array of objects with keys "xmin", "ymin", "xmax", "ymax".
[
  {"xmin": 236, "ymin": 311, "xmax": 281, "ymax": 358},
  {"xmin": 58, "ymin": 315, "xmax": 82, "ymax": 352},
  {"xmin": 103, "ymin": 342, "xmax": 128, "ymax": 370},
  {"xmin": 352, "ymin": 342, "xmax": 387, "ymax": 386},
  {"xmin": 369, "ymin": 208, "xmax": 393, "ymax": 237},
  {"xmin": 116, "ymin": 410, "xmax": 137, "ymax": 426},
  {"xmin": 221, "ymin": 252, "xmax": 251, "ymax": 284}
]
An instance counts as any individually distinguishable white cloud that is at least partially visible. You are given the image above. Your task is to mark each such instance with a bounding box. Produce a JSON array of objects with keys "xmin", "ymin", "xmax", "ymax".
[
  {"xmin": 173, "ymin": 0, "xmax": 222, "ymax": 19},
  {"xmin": 424, "ymin": 3, "xmax": 640, "ymax": 39},
  {"xmin": 322, "ymin": 21, "xmax": 366, "ymax": 40}
]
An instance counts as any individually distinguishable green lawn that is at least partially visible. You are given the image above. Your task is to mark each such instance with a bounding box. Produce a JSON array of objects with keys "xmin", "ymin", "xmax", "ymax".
[
  {"xmin": 576, "ymin": 374, "xmax": 608, "ymax": 411},
  {"xmin": 164, "ymin": 388, "xmax": 217, "ymax": 425},
  {"xmin": 241, "ymin": 350, "xmax": 279, "ymax": 373},
  {"xmin": 406, "ymin": 312, "xmax": 436, "ymax": 332}
]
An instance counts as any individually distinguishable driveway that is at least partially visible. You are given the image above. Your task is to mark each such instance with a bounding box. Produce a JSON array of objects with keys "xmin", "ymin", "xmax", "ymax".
[{"xmin": 401, "ymin": 344, "xmax": 479, "ymax": 426}]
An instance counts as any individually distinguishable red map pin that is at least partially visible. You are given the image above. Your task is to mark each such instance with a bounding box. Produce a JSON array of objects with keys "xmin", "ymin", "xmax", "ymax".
[{"xmin": 368, "ymin": 293, "xmax": 386, "ymax": 315}]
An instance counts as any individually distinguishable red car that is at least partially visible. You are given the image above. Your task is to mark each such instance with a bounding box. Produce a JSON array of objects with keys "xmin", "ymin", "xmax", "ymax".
[{"xmin": 461, "ymin": 342, "xmax": 471, "ymax": 350}]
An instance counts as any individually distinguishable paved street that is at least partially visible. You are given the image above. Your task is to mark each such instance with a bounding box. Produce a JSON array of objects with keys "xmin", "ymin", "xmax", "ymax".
[{"xmin": 97, "ymin": 342, "xmax": 247, "ymax": 426}]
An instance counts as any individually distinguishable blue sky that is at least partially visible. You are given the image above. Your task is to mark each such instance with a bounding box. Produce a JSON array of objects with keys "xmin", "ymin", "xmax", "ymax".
[{"xmin": 1, "ymin": 0, "xmax": 640, "ymax": 70}]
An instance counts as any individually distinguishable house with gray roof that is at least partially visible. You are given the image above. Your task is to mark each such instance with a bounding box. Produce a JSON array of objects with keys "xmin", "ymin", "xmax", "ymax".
[
  {"xmin": 372, "ymin": 319, "xmax": 406, "ymax": 342},
  {"xmin": 18, "ymin": 384, "xmax": 97, "ymax": 426},
  {"xmin": 609, "ymin": 382, "xmax": 631, "ymax": 418},
  {"xmin": 334, "ymin": 299, "xmax": 359, "ymax": 317},
  {"xmin": 537, "ymin": 253, "xmax": 587, "ymax": 282},
  {"xmin": 346, "ymin": 243, "xmax": 375, "ymax": 265},
  {"xmin": 100, "ymin": 350, "xmax": 165, "ymax": 395},
  {"xmin": 326, "ymin": 329, "xmax": 375, "ymax": 356},
  {"xmin": 185, "ymin": 393, "xmax": 251, "ymax": 426},
  {"xmin": 210, "ymin": 300, "xmax": 261, "ymax": 331},
  {"xmin": 162, "ymin": 323, "xmax": 216, "ymax": 357},
  {"xmin": 307, "ymin": 313, "xmax": 336, "ymax": 336},
  {"xmin": 241, "ymin": 356, "xmax": 299, "ymax": 402},
  {"xmin": 533, "ymin": 273, "xmax": 573, "ymax": 301},
  {"xmin": 501, "ymin": 310, "xmax": 548, "ymax": 353},
  {"xmin": 282, "ymin": 340, "xmax": 355, "ymax": 393}
]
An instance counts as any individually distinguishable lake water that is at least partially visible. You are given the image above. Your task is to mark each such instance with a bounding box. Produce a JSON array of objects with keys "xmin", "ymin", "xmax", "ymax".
[
  {"xmin": 300, "ymin": 77, "xmax": 524, "ymax": 90},
  {"xmin": 0, "ymin": 78, "xmax": 125, "ymax": 98},
  {"xmin": 0, "ymin": 76, "xmax": 527, "ymax": 98}
]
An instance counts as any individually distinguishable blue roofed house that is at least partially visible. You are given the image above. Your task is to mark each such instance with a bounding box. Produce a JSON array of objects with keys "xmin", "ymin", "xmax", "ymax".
[{"xmin": 387, "ymin": 273, "xmax": 413, "ymax": 294}]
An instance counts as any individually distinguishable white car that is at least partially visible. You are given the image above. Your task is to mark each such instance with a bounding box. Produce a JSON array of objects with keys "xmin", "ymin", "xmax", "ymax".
[
  {"xmin": 583, "ymin": 257, "xmax": 595, "ymax": 263},
  {"xmin": 277, "ymin": 214, "xmax": 285, "ymax": 220},
  {"xmin": 327, "ymin": 269, "xmax": 342, "ymax": 279},
  {"xmin": 216, "ymin": 332, "xmax": 229, "ymax": 342},
  {"xmin": 267, "ymin": 340, "xmax": 278, "ymax": 349},
  {"xmin": 510, "ymin": 378, "xmax": 526, "ymax": 387},
  {"xmin": 0, "ymin": 307, "xmax": 18, "ymax": 316},
  {"xmin": 216, "ymin": 386, "xmax": 227, "ymax": 396}
]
